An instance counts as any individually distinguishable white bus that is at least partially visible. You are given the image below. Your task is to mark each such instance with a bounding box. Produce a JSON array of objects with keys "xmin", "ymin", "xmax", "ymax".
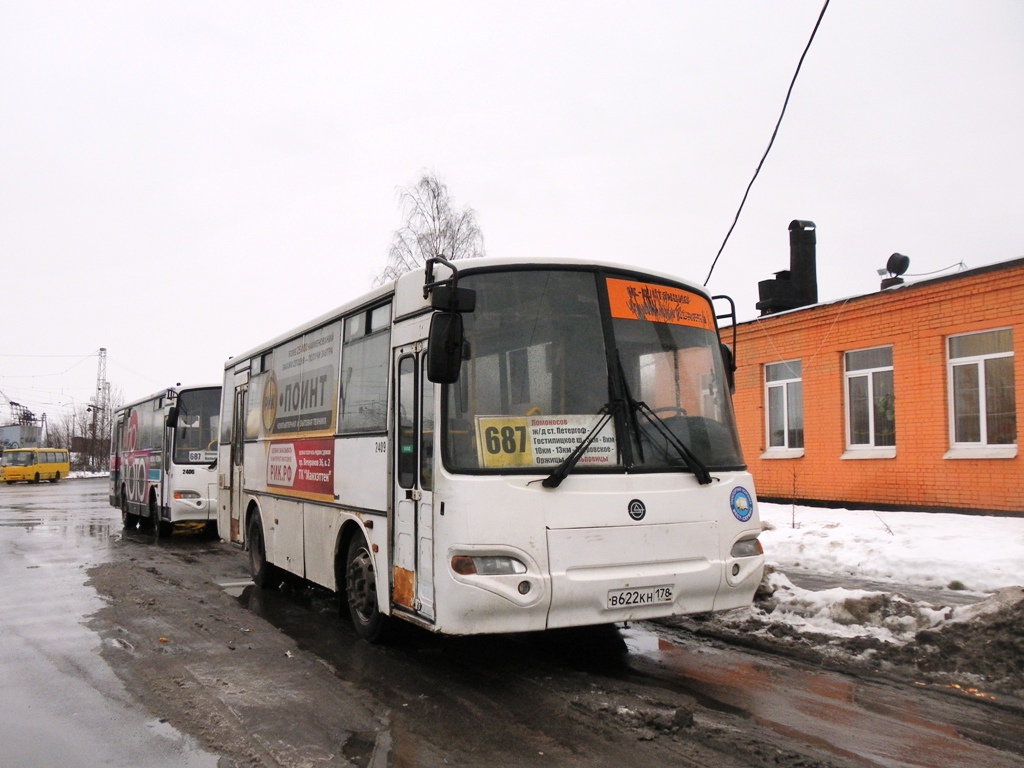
[
  {"xmin": 110, "ymin": 385, "xmax": 221, "ymax": 537},
  {"xmin": 219, "ymin": 257, "xmax": 764, "ymax": 641}
]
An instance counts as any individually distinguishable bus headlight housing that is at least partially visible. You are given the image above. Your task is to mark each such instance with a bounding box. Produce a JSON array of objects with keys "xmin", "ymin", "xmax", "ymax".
[
  {"xmin": 173, "ymin": 490, "xmax": 201, "ymax": 500},
  {"xmin": 730, "ymin": 537, "xmax": 763, "ymax": 558},
  {"xmin": 451, "ymin": 555, "xmax": 527, "ymax": 576}
]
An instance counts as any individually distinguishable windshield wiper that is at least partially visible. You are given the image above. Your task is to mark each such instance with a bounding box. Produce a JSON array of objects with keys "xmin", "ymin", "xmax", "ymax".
[
  {"xmin": 631, "ymin": 401, "xmax": 713, "ymax": 485},
  {"xmin": 615, "ymin": 355, "xmax": 712, "ymax": 485},
  {"xmin": 540, "ymin": 405, "xmax": 613, "ymax": 488}
]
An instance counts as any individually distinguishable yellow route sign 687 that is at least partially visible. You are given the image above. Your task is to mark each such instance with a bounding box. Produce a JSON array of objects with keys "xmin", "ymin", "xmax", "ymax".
[
  {"xmin": 474, "ymin": 414, "xmax": 617, "ymax": 469},
  {"xmin": 475, "ymin": 417, "xmax": 534, "ymax": 468}
]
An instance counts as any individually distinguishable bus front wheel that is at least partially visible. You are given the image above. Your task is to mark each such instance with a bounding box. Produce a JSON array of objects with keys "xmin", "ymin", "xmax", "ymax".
[
  {"xmin": 248, "ymin": 515, "xmax": 283, "ymax": 589},
  {"xmin": 344, "ymin": 533, "xmax": 390, "ymax": 643},
  {"xmin": 148, "ymin": 496, "xmax": 173, "ymax": 540},
  {"xmin": 121, "ymin": 494, "xmax": 139, "ymax": 529}
]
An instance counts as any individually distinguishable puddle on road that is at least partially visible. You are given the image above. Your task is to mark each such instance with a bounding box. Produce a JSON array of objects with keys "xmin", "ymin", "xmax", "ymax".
[
  {"xmin": 342, "ymin": 729, "xmax": 393, "ymax": 768},
  {"xmin": 623, "ymin": 625, "xmax": 1024, "ymax": 768},
  {"xmin": 0, "ymin": 480, "xmax": 226, "ymax": 768},
  {"xmin": 235, "ymin": 578, "xmax": 1024, "ymax": 768},
  {"xmin": 217, "ymin": 579, "xmax": 255, "ymax": 598}
]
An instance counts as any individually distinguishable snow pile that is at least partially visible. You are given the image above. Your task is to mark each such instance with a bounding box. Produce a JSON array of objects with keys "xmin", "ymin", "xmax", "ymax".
[
  {"xmin": 758, "ymin": 503, "xmax": 1024, "ymax": 593},
  {"xmin": 734, "ymin": 503, "xmax": 1024, "ymax": 644},
  {"xmin": 755, "ymin": 570, "xmax": 953, "ymax": 644}
]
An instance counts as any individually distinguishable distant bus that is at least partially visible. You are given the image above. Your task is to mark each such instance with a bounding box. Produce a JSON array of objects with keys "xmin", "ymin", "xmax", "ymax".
[
  {"xmin": 0, "ymin": 447, "xmax": 70, "ymax": 484},
  {"xmin": 219, "ymin": 256, "xmax": 764, "ymax": 642},
  {"xmin": 109, "ymin": 385, "xmax": 221, "ymax": 536}
]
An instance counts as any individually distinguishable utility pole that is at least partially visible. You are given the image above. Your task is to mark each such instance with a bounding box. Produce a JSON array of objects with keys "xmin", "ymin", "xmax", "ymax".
[{"xmin": 89, "ymin": 348, "xmax": 108, "ymax": 471}]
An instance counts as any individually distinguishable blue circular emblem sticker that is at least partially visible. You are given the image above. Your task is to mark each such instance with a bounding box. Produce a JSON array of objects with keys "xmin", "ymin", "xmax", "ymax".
[
  {"xmin": 628, "ymin": 499, "xmax": 646, "ymax": 521},
  {"xmin": 730, "ymin": 487, "xmax": 753, "ymax": 522}
]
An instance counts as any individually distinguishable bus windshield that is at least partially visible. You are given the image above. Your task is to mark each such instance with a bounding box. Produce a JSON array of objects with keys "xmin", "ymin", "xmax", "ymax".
[
  {"xmin": 172, "ymin": 387, "xmax": 220, "ymax": 464},
  {"xmin": 1, "ymin": 450, "xmax": 34, "ymax": 467},
  {"xmin": 443, "ymin": 268, "xmax": 744, "ymax": 474}
]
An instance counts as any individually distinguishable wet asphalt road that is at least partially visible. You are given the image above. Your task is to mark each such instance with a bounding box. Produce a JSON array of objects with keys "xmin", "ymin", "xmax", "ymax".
[
  {"xmin": 0, "ymin": 477, "xmax": 220, "ymax": 767},
  {"xmin": 3, "ymin": 478, "xmax": 1024, "ymax": 768}
]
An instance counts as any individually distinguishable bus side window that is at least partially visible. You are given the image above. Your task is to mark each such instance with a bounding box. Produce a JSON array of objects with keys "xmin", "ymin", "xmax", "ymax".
[
  {"xmin": 396, "ymin": 356, "xmax": 416, "ymax": 489},
  {"xmin": 420, "ymin": 356, "xmax": 434, "ymax": 491}
]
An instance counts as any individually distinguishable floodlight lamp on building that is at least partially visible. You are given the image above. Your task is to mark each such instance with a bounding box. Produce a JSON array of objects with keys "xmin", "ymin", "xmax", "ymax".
[{"xmin": 880, "ymin": 253, "xmax": 910, "ymax": 290}]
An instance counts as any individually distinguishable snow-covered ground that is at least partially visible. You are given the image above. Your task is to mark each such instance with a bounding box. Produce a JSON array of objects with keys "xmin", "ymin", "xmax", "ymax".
[
  {"xmin": 67, "ymin": 471, "xmax": 109, "ymax": 480},
  {"xmin": 742, "ymin": 502, "xmax": 1024, "ymax": 644}
]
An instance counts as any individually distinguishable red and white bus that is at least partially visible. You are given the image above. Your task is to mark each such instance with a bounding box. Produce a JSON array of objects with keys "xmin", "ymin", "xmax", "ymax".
[
  {"xmin": 219, "ymin": 257, "xmax": 763, "ymax": 641},
  {"xmin": 109, "ymin": 385, "xmax": 221, "ymax": 537}
]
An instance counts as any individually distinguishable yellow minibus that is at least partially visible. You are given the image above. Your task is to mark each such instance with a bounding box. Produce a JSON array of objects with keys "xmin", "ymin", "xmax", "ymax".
[{"xmin": 0, "ymin": 448, "xmax": 71, "ymax": 484}]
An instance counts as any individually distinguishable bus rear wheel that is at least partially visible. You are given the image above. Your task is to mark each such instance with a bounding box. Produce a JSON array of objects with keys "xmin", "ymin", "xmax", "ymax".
[
  {"xmin": 248, "ymin": 515, "xmax": 283, "ymax": 589},
  {"xmin": 344, "ymin": 533, "xmax": 390, "ymax": 643},
  {"xmin": 49, "ymin": 472, "xmax": 61, "ymax": 484}
]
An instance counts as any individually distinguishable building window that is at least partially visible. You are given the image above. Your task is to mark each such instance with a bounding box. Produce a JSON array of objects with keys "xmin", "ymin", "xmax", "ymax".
[
  {"xmin": 765, "ymin": 360, "xmax": 803, "ymax": 451},
  {"xmin": 845, "ymin": 346, "xmax": 895, "ymax": 449},
  {"xmin": 948, "ymin": 329, "xmax": 1016, "ymax": 448}
]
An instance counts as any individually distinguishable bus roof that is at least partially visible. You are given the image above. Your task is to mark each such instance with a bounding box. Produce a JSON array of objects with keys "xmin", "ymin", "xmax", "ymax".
[
  {"xmin": 222, "ymin": 256, "xmax": 713, "ymax": 371},
  {"xmin": 117, "ymin": 384, "xmax": 222, "ymax": 413}
]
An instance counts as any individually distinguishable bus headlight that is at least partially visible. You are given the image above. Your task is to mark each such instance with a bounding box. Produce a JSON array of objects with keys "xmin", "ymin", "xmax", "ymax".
[
  {"xmin": 173, "ymin": 490, "xmax": 201, "ymax": 501},
  {"xmin": 451, "ymin": 555, "xmax": 527, "ymax": 576},
  {"xmin": 730, "ymin": 538, "xmax": 763, "ymax": 558}
]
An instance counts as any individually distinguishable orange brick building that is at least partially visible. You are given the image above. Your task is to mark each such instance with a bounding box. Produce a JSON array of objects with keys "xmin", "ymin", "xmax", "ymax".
[{"xmin": 729, "ymin": 257, "xmax": 1023, "ymax": 515}]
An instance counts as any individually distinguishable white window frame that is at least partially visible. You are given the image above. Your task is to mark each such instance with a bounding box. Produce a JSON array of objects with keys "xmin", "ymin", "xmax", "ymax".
[
  {"xmin": 945, "ymin": 328, "xmax": 1017, "ymax": 459},
  {"xmin": 762, "ymin": 360, "xmax": 803, "ymax": 458},
  {"xmin": 842, "ymin": 346, "xmax": 896, "ymax": 459}
]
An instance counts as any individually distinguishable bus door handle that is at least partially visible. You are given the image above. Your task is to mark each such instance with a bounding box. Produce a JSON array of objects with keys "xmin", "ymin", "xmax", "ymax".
[{"xmin": 405, "ymin": 489, "xmax": 422, "ymax": 501}]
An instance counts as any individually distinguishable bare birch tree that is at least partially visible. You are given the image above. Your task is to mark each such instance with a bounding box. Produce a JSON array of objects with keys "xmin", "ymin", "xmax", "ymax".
[{"xmin": 374, "ymin": 172, "xmax": 485, "ymax": 285}]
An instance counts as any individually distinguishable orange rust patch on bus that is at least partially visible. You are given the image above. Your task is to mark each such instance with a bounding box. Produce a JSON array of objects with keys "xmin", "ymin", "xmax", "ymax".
[{"xmin": 392, "ymin": 567, "xmax": 415, "ymax": 608}]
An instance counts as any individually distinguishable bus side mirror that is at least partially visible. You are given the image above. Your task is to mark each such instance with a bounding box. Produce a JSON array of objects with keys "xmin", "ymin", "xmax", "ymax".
[
  {"xmin": 427, "ymin": 312, "xmax": 465, "ymax": 384},
  {"xmin": 720, "ymin": 343, "xmax": 736, "ymax": 395},
  {"xmin": 430, "ymin": 285, "xmax": 476, "ymax": 313},
  {"xmin": 165, "ymin": 406, "xmax": 179, "ymax": 429}
]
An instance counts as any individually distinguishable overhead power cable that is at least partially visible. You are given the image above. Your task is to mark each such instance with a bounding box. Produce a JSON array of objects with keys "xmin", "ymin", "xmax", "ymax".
[
  {"xmin": 703, "ymin": 0, "xmax": 830, "ymax": 287},
  {"xmin": 906, "ymin": 261, "xmax": 968, "ymax": 277}
]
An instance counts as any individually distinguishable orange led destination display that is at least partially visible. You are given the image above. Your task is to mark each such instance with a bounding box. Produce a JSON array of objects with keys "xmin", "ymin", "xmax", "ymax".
[{"xmin": 606, "ymin": 277, "xmax": 714, "ymax": 329}]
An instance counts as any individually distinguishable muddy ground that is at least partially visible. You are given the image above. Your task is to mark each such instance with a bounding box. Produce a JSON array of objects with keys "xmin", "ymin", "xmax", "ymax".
[
  {"xmin": 675, "ymin": 569, "xmax": 1024, "ymax": 702},
  {"xmin": 87, "ymin": 529, "xmax": 883, "ymax": 768},
  {"xmin": 85, "ymin": 523, "xmax": 1024, "ymax": 768}
]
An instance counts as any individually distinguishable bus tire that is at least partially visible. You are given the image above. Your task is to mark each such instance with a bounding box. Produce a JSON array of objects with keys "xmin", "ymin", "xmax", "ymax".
[
  {"xmin": 248, "ymin": 515, "xmax": 283, "ymax": 589},
  {"xmin": 121, "ymin": 494, "xmax": 139, "ymax": 529},
  {"xmin": 148, "ymin": 493, "xmax": 162, "ymax": 541},
  {"xmin": 50, "ymin": 472, "xmax": 61, "ymax": 484},
  {"xmin": 344, "ymin": 533, "xmax": 390, "ymax": 643},
  {"xmin": 33, "ymin": 472, "xmax": 40, "ymax": 484}
]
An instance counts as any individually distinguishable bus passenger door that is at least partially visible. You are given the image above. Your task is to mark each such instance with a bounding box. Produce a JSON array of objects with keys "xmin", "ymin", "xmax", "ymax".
[
  {"xmin": 392, "ymin": 345, "xmax": 435, "ymax": 621},
  {"xmin": 229, "ymin": 382, "xmax": 247, "ymax": 543},
  {"xmin": 109, "ymin": 416, "xmax": 124, "ymax": 506}
]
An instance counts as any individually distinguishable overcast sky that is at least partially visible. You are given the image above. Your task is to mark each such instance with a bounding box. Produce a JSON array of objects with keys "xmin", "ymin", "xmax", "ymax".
[{"xmin": 1, "ymin": 1, "xmax": 1022, "ymax": 423}]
